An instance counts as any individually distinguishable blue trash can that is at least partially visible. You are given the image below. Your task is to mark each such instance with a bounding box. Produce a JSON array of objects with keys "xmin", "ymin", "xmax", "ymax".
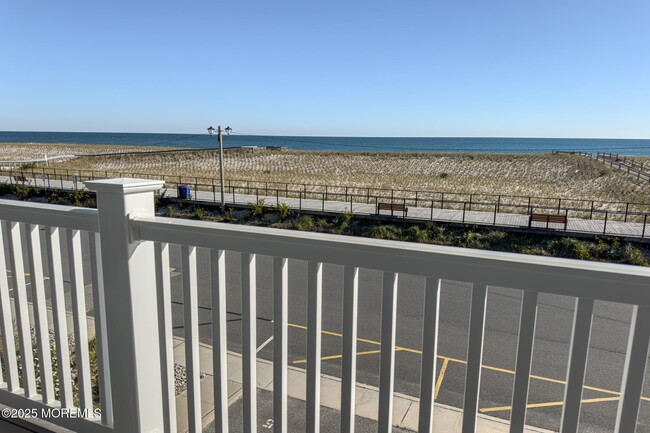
[{"xmin": 177, "ymin": 185, "xmax": 191, "ymax": 199}]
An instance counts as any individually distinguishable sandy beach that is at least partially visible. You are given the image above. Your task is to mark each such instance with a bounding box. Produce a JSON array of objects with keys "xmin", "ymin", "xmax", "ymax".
[{"xmin": 1, "ymin": 142, "xmax": 648, "ymax": 204}]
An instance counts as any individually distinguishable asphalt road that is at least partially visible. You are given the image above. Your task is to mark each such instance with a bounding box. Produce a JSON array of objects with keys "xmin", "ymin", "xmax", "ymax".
[
  {"xmin": 4, "ymin": 230, "xmax": 650, "ymax": 432},
  {"xmin": 163, "ymin": 247, "xmax": 650, "ymax": 433}
]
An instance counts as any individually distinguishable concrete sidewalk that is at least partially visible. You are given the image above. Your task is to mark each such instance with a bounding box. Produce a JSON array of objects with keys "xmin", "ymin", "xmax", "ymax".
[{"xmin": 173, "ymin": 337, "xmax": 552, "ymax": 433}]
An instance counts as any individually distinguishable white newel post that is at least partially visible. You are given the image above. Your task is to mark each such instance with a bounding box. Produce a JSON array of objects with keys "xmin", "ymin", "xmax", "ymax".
[{"xmin": 85, "ymin": 178, "xmax": 165, "ymax": 433}]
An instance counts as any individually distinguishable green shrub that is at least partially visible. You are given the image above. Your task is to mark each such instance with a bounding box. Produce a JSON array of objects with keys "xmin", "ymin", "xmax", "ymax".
[
  {"xmin": 459, "ymin": 231, "xmax": 487, "ymax": 249},
  {"xmin": 315, "ymin": 218, "xmax": 330, "ymax": 229},
  {"xmin": 69, "ymin": 189, "xmax": 91, "ymax": 207},
  {"xmin": 405, "ymin": 225, "xmax": 429, "ymax": 243},
  {"xmin": 193, "ymin": 207, "xmax": 209, "ymax": 220},
  {"xmin": 292, "ymin": 215, "xmax": 314, "ymax": 231},
  {"xmin": 424, "ymin": 222, "xmax": 451, "ymax": 243},
  {"xmin": 518, "ymin": 246, "xmax": 550, "ymax": 256},
  {"xmin": 248, "ymin": 198, "xmax": 265, "ymax": 219},
  {"xmin": 223, "ymin": 207, "xmax": 235, "ymax": 222},
  {"xmin": 47, "ymin": 188, "xmax": 64, "ymax": 204},
  {"xmin": 595, "ymin": 238, "xmax": 610, "ymax": 257},
  {"xmin": 154, "ymin": 188, "xmax": 168, "ymax": 207},
  {"xmin": 364, "ymin": 225, "xmax": 402, "ymax": 240},
  {"xmin": 168, "ymin": 207, "xmax": 180, "ymax": 218},
  {"xmin": 328, "ymin": 209, "xmax": 353, "ymax": 234},
  {"xmin": 274, "ymin": 202, "xmax": 292, "ymax": 220},
  {"xmin": 12, "ymin": 184, "xmax": 33, "ymax": 200},
  {"xmin": 340, "ymin": 209, "xmax": 353, "ymax": 225},
  {"xmin": 621, "ymin": 244, "xmax": 648, "ymax": 266},
  {"xmin": 0, "ymin": 182, "xmax": 12, "ymax": 196},
  {"xmin": 481, "ymin": 230, "xmax": 510, "ymax": 249},
  {"xmin": 548, "ymin": 237, "xmax": 593, "ymax": 260}
]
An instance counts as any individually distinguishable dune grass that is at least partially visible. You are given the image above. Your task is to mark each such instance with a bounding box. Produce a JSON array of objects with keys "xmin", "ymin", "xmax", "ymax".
[
  {"xmin": 3, "ymin": 143, "xmax": 649, "ymax": 204},
  {"xmin": 0, "ymin": 142, "xmax": 182, "ymax": 161}
]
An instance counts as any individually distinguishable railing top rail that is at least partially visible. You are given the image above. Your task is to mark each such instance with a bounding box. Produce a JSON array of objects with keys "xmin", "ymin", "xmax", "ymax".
[
  {"xmin": 132, "ymin": 215, "xmax": 650, "ymax": 306},
  {"xmin": 0, "ymin": 199, "xmax": 98, "ymax": 232}
]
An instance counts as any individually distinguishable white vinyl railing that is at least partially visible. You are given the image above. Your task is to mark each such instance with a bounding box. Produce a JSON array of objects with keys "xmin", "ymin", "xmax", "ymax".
[
  {"xmin": 0, "ymin": 200, "xmax": 112, "ymax": 433},
  {"xmin": 0, "ymin": 178, "xmax": 649, "ymax": 433}
]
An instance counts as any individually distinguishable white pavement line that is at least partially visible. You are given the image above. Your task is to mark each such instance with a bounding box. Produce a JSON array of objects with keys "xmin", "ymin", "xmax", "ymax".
[{"xmin": 256, "ymin": 335, "xmax": 274, "ymax": 353}]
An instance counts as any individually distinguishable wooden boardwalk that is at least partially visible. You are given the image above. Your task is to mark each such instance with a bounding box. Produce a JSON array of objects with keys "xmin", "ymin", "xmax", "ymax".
[
  {"xmin": 1, "ymin": 174, "xmax": 645, "ymax": 239},
  {"xmin": 191, "ymin": 188, "xmax": 647, "ymax": 239}
]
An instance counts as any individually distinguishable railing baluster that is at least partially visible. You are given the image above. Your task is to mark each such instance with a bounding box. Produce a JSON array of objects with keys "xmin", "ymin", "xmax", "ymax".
[
  {"xmin": 418, "ymin": 277, "xmax": 441, "ymax": 433},
  {"xmin": 155, "ymin": 242, "xmax": 176, "ymax": 433},
  {"xmin": 378, "ymin": 271, "xmax": 399, "ymax": 433},
  {"xmin": 242, "ymin": 252, "xmax": 257, "ymax": 433},
  {"xmin": 462, "ymin": 283, "xmax": 488, "ymax": 433},
  {"xmin": 615, "ymin": 305, "xmax": 650, "ymax": 432},
  {"xmin": 181, "ymin": 245, "xmax": 201, "ymax": 433},
  {"xmin": 4, "ymin": 221, "xmax": 37, "ymax": 397},
  {"xmin": 212, "ymin": 249, "xmax": 229, "ymax": 433},
  {"xmin": 89, "ymin": 233, "xmax": 113, "ymax": 425},
  {"xmin": 45, "ymin": 226, "xmax": 73, "ymax": 406},
  {"xmin": 66, "ymin": 228, "xmax": 92, "ymax": 410},
  {"xmin": 560, "ymin": 298, "xmax": 594, "ymax": 432},
  {"xmin": 509, "ymin": 291, "xmax": 539, "ymax": 433},
  {"xmin": 273, "ymin": 257, "xmax": 289, "ymax": 433},
  {"xmin": 0, "ymin": 221, "xmax": 19, "ymax": 390},
  {"xmin": 23, "ymin": 223, "xmax": 55, "ymax": 404},
  {"xmin": 307, "ymin": 261, "xmax": 323, "ymax": 433},
  {"xmin": 341, "ymin": 266, "xmax": 359, "ymax": 433}
]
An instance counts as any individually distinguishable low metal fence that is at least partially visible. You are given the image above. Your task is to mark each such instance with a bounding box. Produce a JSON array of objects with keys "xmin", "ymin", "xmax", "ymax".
[{"xmin": 2, "ymin": 167, "xmax": 650, "ymax": 237}]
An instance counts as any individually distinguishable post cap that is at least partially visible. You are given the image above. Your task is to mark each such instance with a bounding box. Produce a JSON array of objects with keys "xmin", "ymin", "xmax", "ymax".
[{"xmin": 84, "ymin": 178, "xmax": 165, "ymax": 194}]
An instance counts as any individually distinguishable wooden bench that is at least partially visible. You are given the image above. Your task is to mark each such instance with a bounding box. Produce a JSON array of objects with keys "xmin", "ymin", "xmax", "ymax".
[
  {"xmin": 377, "ymin": 202, "xmax": 408, "ymax": 217},
  {"xmin": 13, "ymin": 175, "xmax": 31, "ymax": 184},
  {"xmin": 529, "ymin": 212, "xmax": 568, "ymax": 230}
]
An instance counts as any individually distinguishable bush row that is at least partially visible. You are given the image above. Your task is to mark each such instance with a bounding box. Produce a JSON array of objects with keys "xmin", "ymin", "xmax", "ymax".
[{"xmin": 158, "ymin": 199, "xmax": 649, "ymax": 266}]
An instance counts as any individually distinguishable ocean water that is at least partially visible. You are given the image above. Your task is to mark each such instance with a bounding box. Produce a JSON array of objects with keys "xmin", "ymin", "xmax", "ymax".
[{"xmin": 1, "ymin": 131, "xmax": 650, "ymax": 155}]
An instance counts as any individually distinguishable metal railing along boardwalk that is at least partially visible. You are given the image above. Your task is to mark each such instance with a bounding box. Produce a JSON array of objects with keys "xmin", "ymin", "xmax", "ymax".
[
  {"xmin": 4, "ymin": 174, "xmax": 650, "ymax": 240},
  {"xmin": 3, "ymin": 168, "xmax": 650, "ymax": 240},
  {"xmin": 1, "ymin": 178, "xmax": 650, "ymax": 432}
]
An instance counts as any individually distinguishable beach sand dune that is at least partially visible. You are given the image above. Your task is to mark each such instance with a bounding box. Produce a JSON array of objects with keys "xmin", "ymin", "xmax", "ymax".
[
  {"xmin": 1, "ymin": 143, "xmax": 647, "ymax": 204},
  {"xmin": 0, "ymin": 142, "xmax": 177, "ymax": 161}
]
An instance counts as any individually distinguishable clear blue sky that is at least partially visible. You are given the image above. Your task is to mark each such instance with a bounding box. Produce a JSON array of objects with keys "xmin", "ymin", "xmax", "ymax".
[{"xmin": 1, "ymin": 0, "xmax": 649, "ymax": 138}]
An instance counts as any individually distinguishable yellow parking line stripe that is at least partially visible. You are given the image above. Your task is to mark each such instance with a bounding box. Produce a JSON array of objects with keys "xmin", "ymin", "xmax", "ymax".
[
  {"xmin": 435, "ymin": 358, "xmax": 450, "ymax": 400},
  {"xmin": 480, "ymin": 396, "xmax": 621, "ymax": 413},
  {"xmin": 287, "ymin": 322, "xmax": 650, "ymax": 403},
  {"xmin": 293, "ymin": 348, "xmax": 410, "ymax": 365},
  {"xmin": 289, "ymin": 323, "xmax": 388, "ymax": 347},
  {"xmin": 5, "ymin": 269, "xmax": 50, "ymax": 280}
]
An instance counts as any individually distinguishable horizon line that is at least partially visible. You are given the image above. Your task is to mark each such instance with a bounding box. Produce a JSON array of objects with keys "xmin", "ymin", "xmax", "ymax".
[{"xmin": 1, "ymin": 130, "xmax": 650, "ymax": 141}]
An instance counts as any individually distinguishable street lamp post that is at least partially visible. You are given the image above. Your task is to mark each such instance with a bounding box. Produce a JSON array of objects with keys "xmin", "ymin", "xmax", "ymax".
[{"xmin": 208, "ymin": 125, "xmax": 232, "ymax": 211}]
